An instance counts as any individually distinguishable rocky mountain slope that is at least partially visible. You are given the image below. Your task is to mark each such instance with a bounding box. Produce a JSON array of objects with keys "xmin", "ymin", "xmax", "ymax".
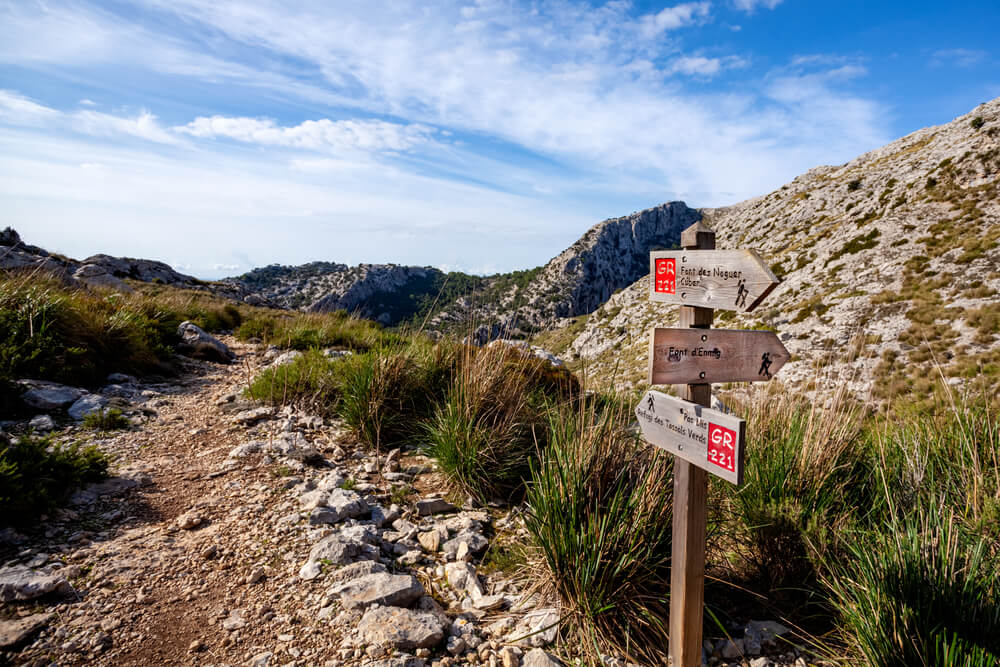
[
  {"xmin": 221, "ymin": 202, "xmax": 701, "ymax": 335},
  {"xmin": 0, "ymin": 227, "xmax": 202, "ymax": 292},
  {"xmin": 558, "ymin": 98, "xmax": 1000, "ymax": 401}
]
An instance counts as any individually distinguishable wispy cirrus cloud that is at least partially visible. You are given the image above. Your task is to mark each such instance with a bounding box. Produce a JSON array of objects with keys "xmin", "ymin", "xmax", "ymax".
[
  {"xmin": 932, "ymin": 48, "xmax": 988, "ymax": 68},
  {"xmin": 731, "ymin": 0, "xmax": 783, "ymax": 12},
  {"xmin": 176, "ymin": 116, "xmax": 436, "ymax": 153}
]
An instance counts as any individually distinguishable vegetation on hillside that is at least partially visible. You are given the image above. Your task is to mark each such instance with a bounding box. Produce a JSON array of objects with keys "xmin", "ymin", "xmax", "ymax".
[{"xmin": 3, "ymin": 267, "xmax": 998, "ymax": 666}]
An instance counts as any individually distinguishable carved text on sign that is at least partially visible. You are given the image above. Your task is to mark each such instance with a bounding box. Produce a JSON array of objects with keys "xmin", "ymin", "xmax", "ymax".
[
  {"xmin": 648, "ymin": 250, "xmax": 780, "ymax": 313},
  {"xmin": 648, "ymin": 328, "xmax": 790, "ymax": 385},
  {"xmin": 635, "ymin": 390, "xmax": 746, "ymax": 485}
]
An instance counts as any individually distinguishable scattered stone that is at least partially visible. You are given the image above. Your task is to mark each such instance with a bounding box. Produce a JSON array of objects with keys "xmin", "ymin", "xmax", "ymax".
[
  {"xmin": 177, "ymin": 321, "xmax": 235, "ymax": 363},
  {"xmin": 331, "ymin": 572, "xmax": 424, "ymax": 610},
  {"xmin": 188, "ymin": 639, "xmax": 207, "ymax": 653},
  {"xmin": 443, "ymin": 531, "xmax": 489, "ymax": 558},
  {"xmin": 445, "ymin": 562, "xmax": 484, "ymax": 601},
  {"xmin": 719, "ymin": 638, "xmax": 744, "ymax": 660},
  {"xmin": 326, "ymin": 488, "xmax": 369, "ymax": 521},
  {"xmin": 418, "ymin": 531, "xmax": 441, "ymax": 553},
  {"xmin": 246, "ymin": 568, "xmax": 265, "ymax": 585},
  {"xmin": 271, "ymin": 350, "xmax": 302, "ymax": 366},
  {"xmin": 231, "ymin": 406, "xmax": 275, "ymax": 426},
  {"xmin": 67, "ymin": 394, "xmax": 109, "ymax": 420},
  {"xmin": 0, "ymin": 565, "xmax": 74, "ymax": 601},
  {"xmin": 416, "ymin": 498, "xmax": 457, "ymax": 516},
  {"xmin": 228, "ymin": 441, "xmax": 264, "ymax": 458},
  {"xmin": 499, "ymin": 647, "xmax": 521, "ymax": 667},
  {"xmin": 28, "ymin": 414, "xmax": 55, "ymax": 431},
  {"xmin": 222, "ymin": 610, "xmax": 246, "ymax": 631},
  {"xmin": 250, "ymin": 651, "xmax": 273, "ymax": 666},
  {"xmin": 523, "ymin": 649, "xmax": 562, "ymax": 667},
  {"xmin": 446, "ymin": 635, "xmax": 466, "ymax": 655},
  {"xmin": 0, "ymin": 613, "xmax": 53, "ymax": 649},
  {"xmin": 356, "ymin": 606, "xmax": 445, "ymax": 650},
  {"xmin": 176, "ymin": 512, "xmax": 204, "ymax": 530}
]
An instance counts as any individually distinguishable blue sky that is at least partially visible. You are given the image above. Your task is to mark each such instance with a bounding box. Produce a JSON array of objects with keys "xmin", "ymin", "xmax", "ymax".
[{"xmin": 1, "ymin": 1, "xmax": 998, "ymax": 279}]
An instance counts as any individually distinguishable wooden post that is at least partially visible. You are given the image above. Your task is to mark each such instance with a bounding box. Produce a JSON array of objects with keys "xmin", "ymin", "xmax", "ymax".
[{"xmin": 670, "ymin": 221, "xmax": 715, "ymax": 667}]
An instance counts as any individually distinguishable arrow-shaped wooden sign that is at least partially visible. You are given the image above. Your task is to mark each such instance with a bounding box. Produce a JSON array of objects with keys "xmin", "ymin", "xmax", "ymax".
[
  {"xmin": 648, "ymin": 327, "xmax": 790, "ymax": 385},
  {"xmin": 648, "ymin": 249, "xmax": 780, "ymax": 313},
  {"xmin": 635, "ymin": 390, "xmax": 746, "ymax": 485}
]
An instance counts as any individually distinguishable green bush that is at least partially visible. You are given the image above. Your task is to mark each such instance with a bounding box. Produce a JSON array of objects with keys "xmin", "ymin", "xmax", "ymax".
[
  {"xmin": 82, "ymin": 408, "xmax": 131, "ymax": 431},
  {"xmin": 245, "ymin": 348, "xmax": 344, "ymax": 416},
  {"xmin": 0, "ymin": 434, "xmax": 109, "ymax": 524},
  {"xmin": 523, "ymin": 403, "xmax": 673, "ymax": 664},
  {"xmin": 236, "ymin": 310, "xmax": 384, "ymax": 351},
  {"xmin": 825, "ymin": 503, "xmax": 1000, "ymax": 667},
  {"xmin": 970, "ymin": 116, "xmax": 985, "ymax": 130}
]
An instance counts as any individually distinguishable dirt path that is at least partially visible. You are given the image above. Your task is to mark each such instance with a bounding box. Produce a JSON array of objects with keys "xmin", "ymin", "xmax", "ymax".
[{"xmin": 3, "ymin": 341, "xmax": 367, "ymax": 666}]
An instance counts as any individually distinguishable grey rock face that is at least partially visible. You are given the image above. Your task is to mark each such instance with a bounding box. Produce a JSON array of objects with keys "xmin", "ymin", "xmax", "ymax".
[
  {"xmin": 0, "ymin": 565, "xmax": 74, "ymax": 601},
  {"xmin": 176, "ymin": 321, "xmax": 235, "ymax": 363},
  {"xmin": 20, "ymin": 382, "xmax": 84, "ymax": 410},
  {"xmin": 523, "ymin": 649, "xmax": 562, "ymax": 667},
  {"xmin": 356, "ymin": 606, "xmax": 445, "ymax": 650},
  {"xmin": 28, "ymin": 415, "xmax": 55, "ymax": 432},
  {"xmin": 72, "ymin": 264, "xmax": 133, "ymax": 292},
  {"xmin": 330, "ymin": 572, "xmax": 424, "ymax": 610},
  {"xmin": 68, "ymin": 394, "xmax": 109, "ymax": 420},
  {"xmin": 0, "ymin": 612, "xmax": 54, "ymax": 649}
]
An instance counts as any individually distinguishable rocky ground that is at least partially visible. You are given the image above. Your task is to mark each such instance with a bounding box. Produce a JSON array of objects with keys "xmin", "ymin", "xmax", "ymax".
[{"xmin": 2, "ymin": 339, "xmax": 813, "ymax": 667}]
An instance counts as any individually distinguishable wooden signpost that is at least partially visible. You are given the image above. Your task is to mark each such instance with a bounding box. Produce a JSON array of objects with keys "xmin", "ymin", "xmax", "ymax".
[
  {"xmin": 648, "ymin": 328, "xmax": 789, "ymax": 385},
  {"xmin": 649, "ymin": 248, "xmax": 780, "ymax": 312},
  {"xmin": 636, "ymin": 220, "xmax": 787, "ymax": 667},
  {"xmin": 635, "ymin": 390, "xmax": 746, "ymax": 485}
]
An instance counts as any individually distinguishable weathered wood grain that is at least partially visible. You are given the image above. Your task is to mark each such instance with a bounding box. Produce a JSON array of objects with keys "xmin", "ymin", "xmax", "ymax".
[
  {"xmin": 648, "ymin": 249, "xmax": 780, "ymax": 313},
  {"xmin": 635, "ymin": 390, "xmax": 746, "ymax": 485},
  {"xmin": 648, "ymin": 327, "xmax": 789, "ymax": 385}
]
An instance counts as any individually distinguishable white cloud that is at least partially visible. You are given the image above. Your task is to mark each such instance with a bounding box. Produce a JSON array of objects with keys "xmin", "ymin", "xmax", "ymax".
[
  {"xmin": 932, "ymin": 48, "xmax": 987, "ymax": 68},
  {"xmin": 668, "ymin": 55, "xmax": 748, "ymax": 77},
  {"xmin": 639, "ymin": 2, "xmax": 712, "ymax": 38},
  {"xmin": 0, "ymin": 1, "xmax": 894, "ymax": 275},
  {"xmin": 0, "ymin": 89, "xmax": 58, "ymax": 124},
  {"xmin": 176, "ymin": 116, "xmax": 435, "ymax": 152},
  {"xmin": 731, "ymin": 0, "xmax": 782, "ymax": 12}
]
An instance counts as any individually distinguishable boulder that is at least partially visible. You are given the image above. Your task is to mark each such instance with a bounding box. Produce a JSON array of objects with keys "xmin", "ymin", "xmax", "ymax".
[
  {"xmin": 356, "ymin": 606, "xmax": 445, "ymax": 650},
  {"xmin": 19, "ymin": 382, "xmax": 84, "ymax": 410},
  {"xmin": 68, "ymin": 394, "xmax": 109, "ymax": 420},
  {"xmin": 330, "ymin": 572, "xmax": 424, "ymax": 610},
  {"xmin": 0, "ymin": 565, "xmax": 74, "ymax": 601},
  {"xmin": 73, "ymin": 264, "xmax": 133, "ymax": 292},
  {"xmin": 326, "ymin": 488, "xmax": 369, "ymax": 521},
  {"xmin": 176, "ymin": 321, "xmax": 235, "ymax": 363},
  {"xmin": 0, "ymin": 612, "xmax": 53, "ymax": 649}
]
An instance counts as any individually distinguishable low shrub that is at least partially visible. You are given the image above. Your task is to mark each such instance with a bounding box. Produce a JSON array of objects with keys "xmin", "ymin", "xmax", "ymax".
[
  {"xmin": 523, "ymin": 402, "xmax": 673, "ymax": 664},
  {"xmin": 82, "ymin": 408, "xmax": 131, "ymax": 431},
  {"xmin": 245, "ymin": 348, "xmax": 344, "ymax": 416},
  {"xmin": 236, "ymin": 311, "xmax": 384, "ymax": 351},
  {"xmin": 0, "ymin": 434, "xmax": 110, "ymax": 524}
]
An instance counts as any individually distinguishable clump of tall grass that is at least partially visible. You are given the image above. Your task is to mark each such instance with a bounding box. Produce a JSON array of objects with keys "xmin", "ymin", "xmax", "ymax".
[
  {"xmin": 720, "ymin": 384, "xmax": 875, "ymax": 594},
  {"xmin": 425, "ymin": 343, "xmax": 548, "ymax": 503},
  {"xmin": 236, "ymin": 310, "xmax": 385, "ymax": 351},
  {"xmin": 824, "ymin": 501, "xmax": 1000, "ymax": 667},
  {"xmin": 0, "ymin": 434, "xmax": 109, "ymax": 523},
  {"xmin": 523, "ymin": 401, "xmax": 674, "ymax": 664},
  {"xmin": 245, "ymin": 348, "xmax": 345, "ymax": 416},
  {"xmin": 877, "ymin": 396, "xmax": 1000, "ymax": 542}
]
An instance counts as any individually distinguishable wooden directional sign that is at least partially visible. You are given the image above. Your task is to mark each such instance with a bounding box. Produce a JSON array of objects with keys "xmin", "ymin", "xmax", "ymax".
[
  {"xmin": 635, "ymin": 390, "xmax": 746, "ymax": 485},
  {"xmin": 648, "ymin": 327, "xmax": 789, "ymax": 385},
  {"xmin": 648, "ymin": 249, "xmax": 780, "ymax": 313}
]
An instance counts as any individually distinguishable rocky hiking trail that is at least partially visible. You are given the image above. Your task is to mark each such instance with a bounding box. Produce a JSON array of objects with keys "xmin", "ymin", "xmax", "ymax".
[
  {"xmin": 2, "ymin": 338, "xmax": 807, "ymax": 667},
  {"xmin": 0, "ymin": 339, "xmax": 564, "ymax": 667}
]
